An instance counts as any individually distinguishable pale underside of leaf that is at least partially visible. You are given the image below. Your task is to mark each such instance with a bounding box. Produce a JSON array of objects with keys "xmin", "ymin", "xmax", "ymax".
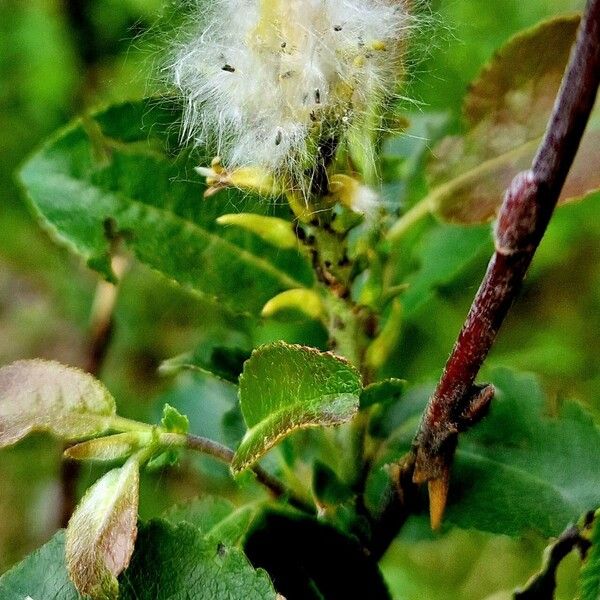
[
  {"xmin": 66, "ymin": 457, "xmax": 140, "ymax": 599},
  {"xmin": 232, "ymin": 393, "xmax": 359, "ymax": 473},
  {"xmin": 0, "ymin": 359, "xmax": 116, "ymax": 448}
]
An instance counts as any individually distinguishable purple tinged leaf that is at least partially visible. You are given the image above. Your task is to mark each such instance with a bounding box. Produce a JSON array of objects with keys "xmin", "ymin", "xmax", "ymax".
[
  {"xmin": 66, "ymin": 456, "xmax": 140, "ymax": 599},
  {"xmin": 0, "ymin": 360, "xmax": 116, "ymax": 448}
]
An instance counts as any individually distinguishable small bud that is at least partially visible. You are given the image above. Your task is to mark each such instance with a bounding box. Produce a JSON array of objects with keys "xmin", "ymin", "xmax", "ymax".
[
  {"xmin": 261, "ymin": 289, "xmax": 325, "ymax": 321},
  {"xmin": 64, "ymin": 432, "xmax": 153, "ymax": 463},
  {"xmin": 329, "ymin": 174, "xmax": 379, "ymax": 217},
  {"xmin": 196, "ymin": 162, "xmax": 280, "ymax": 198},
  {"xmin": 217, "ymin": 213, "xmax": 298, "ymax": 249}
]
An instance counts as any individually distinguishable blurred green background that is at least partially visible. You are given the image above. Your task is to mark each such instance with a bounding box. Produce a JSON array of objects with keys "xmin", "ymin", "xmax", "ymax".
[{"xmin": 0, "ymin": 0, "xmax": 597, "ymax": 598}]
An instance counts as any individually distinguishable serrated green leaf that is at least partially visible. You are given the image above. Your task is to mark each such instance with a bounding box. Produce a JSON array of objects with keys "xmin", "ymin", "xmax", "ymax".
[
  {"xmin": 119, "ymin": 520, "xmax": 277, "ymax": 599},
  {"xmin": 19, "ymin": 99, "xmax": 313, "ymax": 314},
  {"xmin": 0, "ymin": 531, "xmax": 81, "ymax": 599},
  {"xmin": 161, "ymin": 403, "xmax": 189, "ymax": 434},
  {"xmin": 580, "ymin": 515, "xmax": 600, "ymax": 600},
  {"xmin": 426, "ymin": 15, "xmax": 600, "ymax": 224},
  {"xmin": 205, "ymin": 505, "xmax": 260, "ymax": 547},
  {"xmin": 232, "ymin": 343, "xmax": 361, "ymax": 473},
  {"xmin": 66, "ymin": 457, "xmax": 140, "ymax": 599},
  {"xmin": 360, "ymin": 378, "xmax": 407, "ymax": 409},
  {"xmin": 0, "ymin": 359, "xmax": 116, "ymax": 448},
  {"xmin": 164, "ymin": 495, "xmax": 260, "ymax": 547},
  {"xmin": 368, "ymin": 370, "xmax": 600, "ymax": 537}
]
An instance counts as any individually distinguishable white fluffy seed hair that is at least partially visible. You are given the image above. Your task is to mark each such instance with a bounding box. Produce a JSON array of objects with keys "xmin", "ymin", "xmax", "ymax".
[{"xmin": 169, "ymin": 0, "xmax": 412, "ymax": 188}]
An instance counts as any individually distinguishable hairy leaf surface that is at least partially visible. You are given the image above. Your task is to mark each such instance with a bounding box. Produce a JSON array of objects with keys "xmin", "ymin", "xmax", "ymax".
[
  {"xmin": 0, "ymin": 360, "xmax": 116, "ymax": 448},
  {"xmin": 66, "ymin": 457, "xmax": 140, "ymax": 599}
]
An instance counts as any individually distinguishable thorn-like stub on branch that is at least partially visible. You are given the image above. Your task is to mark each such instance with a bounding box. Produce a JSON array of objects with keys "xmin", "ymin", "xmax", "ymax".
[
  {"xmin": 428, "ymin": 468, "xmax": 450, "ymax": 530},
  {"xmin": 457, "ymin": 384, "xmax": 495, "ymax": 430},
  {"xmin": 412, "ymin": 384, "xmax": 493, "ymax": 484}
]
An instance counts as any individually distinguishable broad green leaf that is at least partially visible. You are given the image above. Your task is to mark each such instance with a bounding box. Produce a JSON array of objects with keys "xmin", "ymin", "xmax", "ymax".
[
  {"xmin": 232, "ymin": 343, "xmax": 361, "ymax": 473},
  {"xmin": 368, "ymin": 370, "xmax": 600, "ymax": 537},
  {"xmin": 119, "ymin": 520, "xmax": 277, "ymax": 599},
  {"xmin": 400, "ymin": 224, "xmax": 492, "ymax": 315},
  {"xmin": 66, "ymin": 457, "xmax": 140, "ymax": 599},
  {"xmin": 580, "ymin": 515, "xmax": 600, "ymax": 600},
  {"xmin": 245, "ymin": 508, "xmax": 391, "ymax": 600},
  {"xmin": 0, "ymin": 359, "xmax": 116, "ymax": 448},
  {"xmin": 426, "ymin": 15, "xmax": 600, "ymax": 224},
  {"xmin": 19, "ymin": 99, "xmax": 313, "ymax": 314},
  {"xmin": 0, "ymin": 531, "xmax": 80, "ymax": 599},
  {"xmin": 205, "ymin": 505, "xmax": 260, "ymax": 547}
]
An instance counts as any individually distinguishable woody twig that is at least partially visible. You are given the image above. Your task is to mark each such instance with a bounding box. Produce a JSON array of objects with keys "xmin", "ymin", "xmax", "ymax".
[{"xmin": 411, "ymin": 0, "xmax": 600, "ymax": 528}]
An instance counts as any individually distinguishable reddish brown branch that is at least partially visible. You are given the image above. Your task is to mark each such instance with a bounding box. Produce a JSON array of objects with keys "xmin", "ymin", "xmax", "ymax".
[{"xmin": 411, "ymin": 0, "xmax": 600, "ymax": 523}]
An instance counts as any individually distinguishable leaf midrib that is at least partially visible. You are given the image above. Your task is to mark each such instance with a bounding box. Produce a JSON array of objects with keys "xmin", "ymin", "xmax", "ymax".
[{"xmin": 26, "ymin": 170, "xmax": 308, "ymax": 292}]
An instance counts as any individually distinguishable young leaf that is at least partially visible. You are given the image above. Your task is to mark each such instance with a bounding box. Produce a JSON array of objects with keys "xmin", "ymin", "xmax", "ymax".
[
  {"xmin": 65, "ymin": 432, "xmax": 153, "ymax": 463},
  {"xmin": 0, "ymin": 359, "xmax": 116, "ymax": 448},
  {"xmin": 232, "ymin": 343, "xmax": 361, "ymax": 473},
  {"xmin": 19, "ymin": 99, "xmax": 313, "ymax": 314},
  {"xmin": 426, "ymin": 15, "xmax": 600, "ymax": 224},
  {"xmin": 0, "ymin": 531, "xmax": 80, "ymax": 599},
  {"xmin": 580, "ymin": 514, "xmax": 600, "ymax": 600},
  {"xmin": 66, "ymin": 456, "xmax": 140, "ymax": 599},
  {"xmin": 160, "ymin": 403, "xmax": 189, "ymax": 434},
  {"xmin": 119, "ymin": 520, "xmax": 277, "ymax": 599}
]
